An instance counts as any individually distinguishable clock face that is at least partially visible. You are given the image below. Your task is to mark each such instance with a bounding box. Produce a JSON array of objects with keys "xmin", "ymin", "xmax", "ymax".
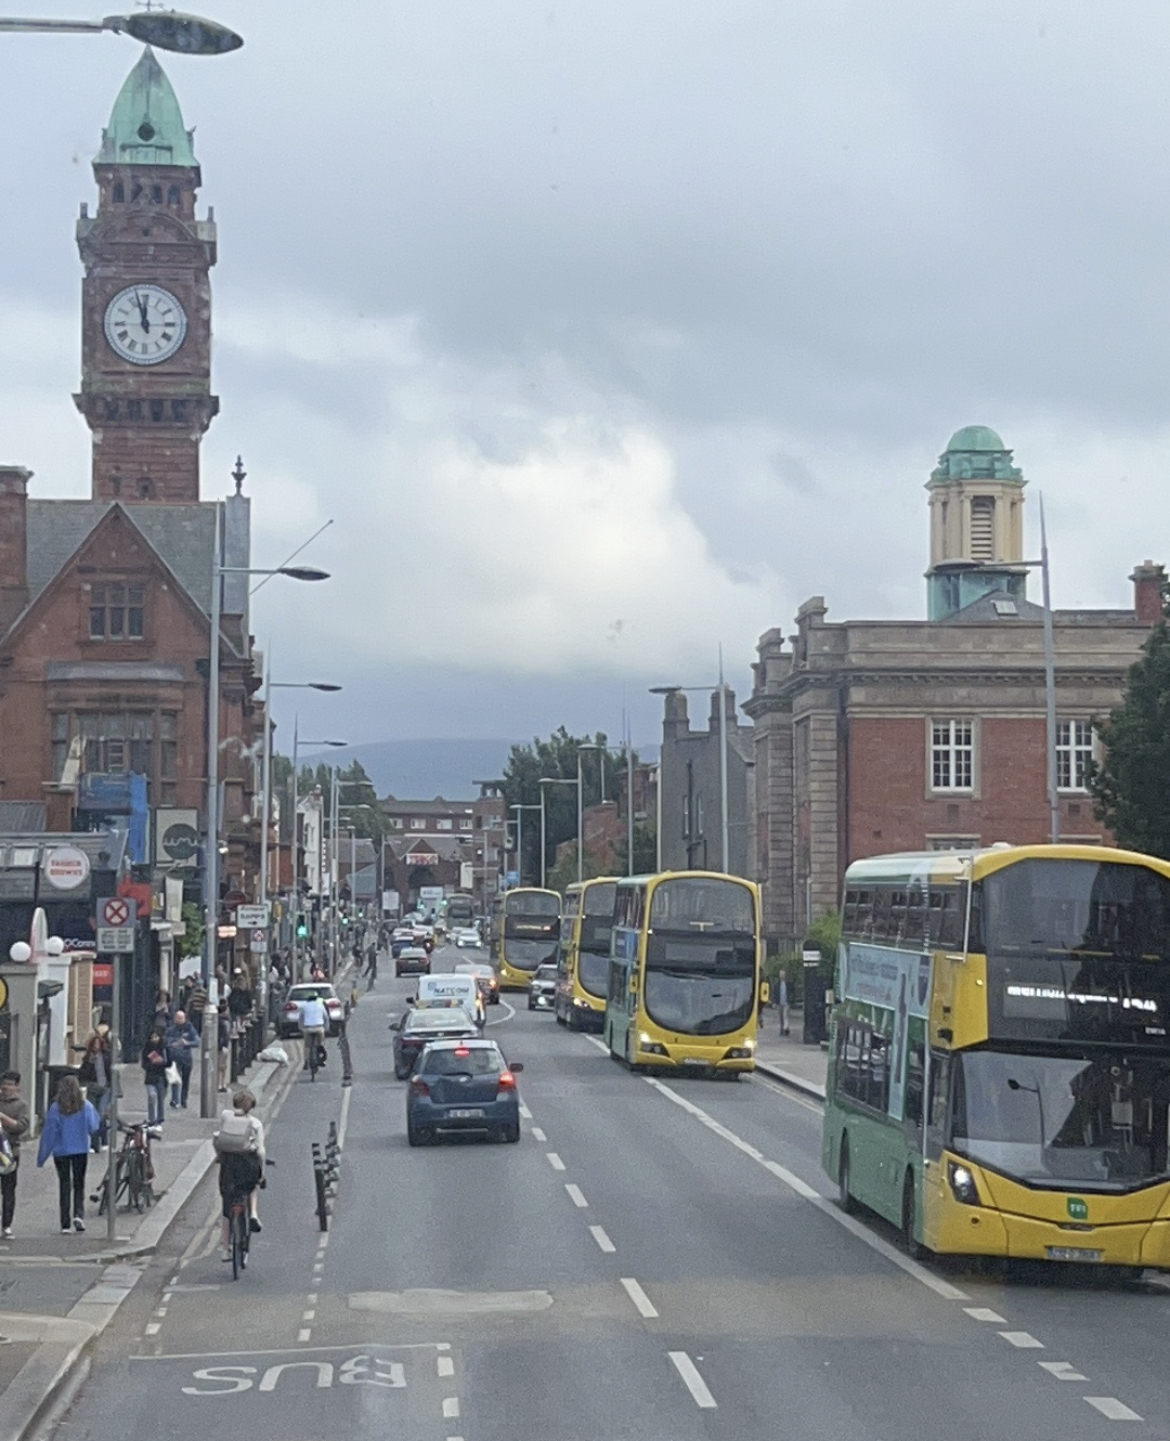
[{"xmin": 103, "ymin": 284, "xmax": 188, "ymax": 366}]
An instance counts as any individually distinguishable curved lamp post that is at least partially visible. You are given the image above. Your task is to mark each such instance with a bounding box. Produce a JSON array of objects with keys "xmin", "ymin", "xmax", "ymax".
[{"xmin": 0, "ymin": 11, "xmax": 243, "ymax": 52}]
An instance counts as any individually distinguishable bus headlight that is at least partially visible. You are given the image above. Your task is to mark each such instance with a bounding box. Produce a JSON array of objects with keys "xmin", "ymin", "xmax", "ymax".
[
  {"xmin": 638, "ymin": 1034, "xmax": 668, "ymax": 1056},
  {"xmin": 947, "ymin": 1161, "xmax": 980, "ymax": 1206},
  {"xmin": 725, "ymin": 1046, "xmax": 754, "ymax": 1059}
]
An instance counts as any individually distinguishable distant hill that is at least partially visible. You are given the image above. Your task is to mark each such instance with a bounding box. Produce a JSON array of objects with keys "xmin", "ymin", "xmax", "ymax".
[{"xmin": 298, "ymin": 739, "xmax": 517, "ymax": 799}]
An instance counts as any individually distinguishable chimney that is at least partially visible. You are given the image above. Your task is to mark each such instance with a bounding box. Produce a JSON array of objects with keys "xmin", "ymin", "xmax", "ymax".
[
  {"xmin": 0, "ymin": 466, "xmax": 30, "ymax": 633},
  {"xmin": 662, "ymin": 689, "xmax": 689, "ymax": 740},
  {"xmin": 1130, "ymin": 560, "xmax": 1166, "ymax": 626}
]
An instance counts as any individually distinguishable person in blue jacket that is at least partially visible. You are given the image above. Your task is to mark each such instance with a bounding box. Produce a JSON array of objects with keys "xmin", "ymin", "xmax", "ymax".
[{"xmin": 37, "ymin": 1075, "xmax": 100, "ymax": 1233}]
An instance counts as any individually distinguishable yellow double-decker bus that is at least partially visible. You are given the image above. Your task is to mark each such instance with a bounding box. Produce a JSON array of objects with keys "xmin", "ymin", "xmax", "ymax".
[
  {"xmin": 555, "ymin": 878, "xmax": 617, "ymax": 1031},
  {"xmin": 824, "ymin": 844, "xmax": 1170, "ymax": 1275},
  {"xmin": 604, "ymin": 871, "xmax": 762, "ymax": 1075},
  {"xmin": 492, "ymin": 887, "xmax": 561, "ymax": 991}
]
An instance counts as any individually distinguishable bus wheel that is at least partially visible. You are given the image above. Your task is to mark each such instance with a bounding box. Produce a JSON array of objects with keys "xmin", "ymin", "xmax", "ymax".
[
  {"xmin": 902, "ymin": 1171, "xmax": 924, "ymax": 1260},
  {"xmin": 838, "ymin": 1136, "xmax": 856, "ymax": 1214},
  {"xmin": 565, "ymin": 1009, "xmax": 579, "ymax": 1032}
]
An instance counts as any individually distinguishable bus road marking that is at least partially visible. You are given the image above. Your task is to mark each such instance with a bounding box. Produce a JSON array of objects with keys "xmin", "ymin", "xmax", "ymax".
[
  {"xmin": 1084, "ymin": 1397, "xmax": 1142, "ymax": 1421},
  {"xmin": 999, "ymin": 1331, "xmax": 1044, "ymax": 1349},
  {"xmin": 1040, "ymin": 1362, "xmax": 1087, "ymax": 1381},
  {"xmin": 643, "ymin": 1074, "xmax": 969, "ymax": 1302},
  {"xmin": 531, "ymin": 1127, "xmax": 547, "ymax": 1142},
  {"xmin": 442, "ymin": 1396, "xmax": 460, "ymax": 1419},
  {"xmin": 620, "ymin": 1278, "xmax": 658, "ymax": 1318},
  {"xmin": 964, "ymin": 1307, "xmax": 1007, "ymax": 1324},
  {"xmin": 565, "ymin": 1184, "xmax": 587, "ymax": 1208},
  {"xmin": 437, "ymin": 1356, "xmax": 454, "ymax": 1377},
  {"xmin": 589, "ymin": 1226, "xmax": 616, "ymax": 1253},
  {"xmin": 668, "ymin": 1351, "xmax": 716, "ymax": 1409},
  {"xmin": 546, "ymin": 1153, "xmax": 565, "ymax": 1171}
]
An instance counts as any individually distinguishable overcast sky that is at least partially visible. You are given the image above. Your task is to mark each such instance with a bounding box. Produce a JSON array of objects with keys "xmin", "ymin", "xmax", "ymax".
[{"xmin": 2, "ymin": 0, "xmax": 1168, "ymax": 753}]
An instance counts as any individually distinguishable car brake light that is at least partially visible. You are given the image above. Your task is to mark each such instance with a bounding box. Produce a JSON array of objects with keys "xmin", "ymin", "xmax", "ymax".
[
  {"xmin": 498, "ymin": 1071, "xmax": 516, "ymax": 1089},
  {"xmin": 454, "ymin": 1047, "xmax": 471, "ymax": 1057},
  {"xmin": 409, "ymin": 1077, "xmax": 429, "ymax": 1096}
]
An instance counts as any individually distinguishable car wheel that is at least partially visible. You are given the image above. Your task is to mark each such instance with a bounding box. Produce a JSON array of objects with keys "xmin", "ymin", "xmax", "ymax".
[
  {"xmin": 566, "ymin": 1009, "xmax": 579, "ymax": 1032},
  {"xmin": 503, "ymin": 1120, "xmax": 521, "ymax": 1143},
  {"xmin": 395, "ymin": 967, "xmax": 402, "ymax": 978},
  {"xmin": 527, "ymin": 999, "xmax": 535, "ymax": 1011},
  {"xmin": 407, "ymin": 1120, "xmax": 423, "ymax": 1147}
]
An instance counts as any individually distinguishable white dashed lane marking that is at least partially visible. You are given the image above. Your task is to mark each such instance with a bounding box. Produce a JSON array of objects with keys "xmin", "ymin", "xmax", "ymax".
[
  {"xmin": 1084, "ymin": 1397, "xmax": 1142, "ymax": 1421},
  {"xmin": 669, "ymin": 1351, "xmax": 717, "ymax": 1409},
  {"xmin": 589, "ymin": 1225, "xmax": 616, "ymax": 1253},
  {"xmin": 437, "ymin": 1356, "xmax": 454, "ymax": 1377},
  {"xmin": 1000, "ymin": 1331, "xmax": 1044, "ymax": 1349},
  {"xmin": 531, "ymin": 1127, "xmax": 547, "ymax": 1142},
  {"xmin": 620, "ymin": 1277, "xmax": 658, "ymax": 1318},
  {"xmin": 546, "ymin": 1152, "xmax": 565, "ymax": 1172},
  {"xmin": 442, "ymin": 1397, "xmax": 460, "ymax": 1419},
  {"xmin": 519, "ymin": 1103, "xmax": 532, "ymax": 1120},
  {"xmin": 565, "ymin": 1184, "xmax": 587, "ymax": 1208},
  {"xmin": 1039, "ymin": 1362, "xmax": 1087, "ymax": 1381},
  {"xmin": 963, "ymin": 1307, "xmax": 1006, "ymax": 1323}
]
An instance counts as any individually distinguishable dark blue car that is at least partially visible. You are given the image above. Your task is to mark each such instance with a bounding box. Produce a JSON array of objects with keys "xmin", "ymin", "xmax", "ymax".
[{"xmin": 405, "ymin": 1038, "xmax": 523, "ymax": 1146}]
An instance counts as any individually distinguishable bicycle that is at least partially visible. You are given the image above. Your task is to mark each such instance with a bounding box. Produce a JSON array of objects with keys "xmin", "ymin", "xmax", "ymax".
[
  {"xmin": 92, "ymin": 1121, "xmax": 159, "ymax": 1215},
  {"xmin": 305, "ymin": 1033, "xmax": 326, "ymax": 1083},
  {"xmin": 227, "ymin": 1159, "xmax": 273, "ymax": 1280}
]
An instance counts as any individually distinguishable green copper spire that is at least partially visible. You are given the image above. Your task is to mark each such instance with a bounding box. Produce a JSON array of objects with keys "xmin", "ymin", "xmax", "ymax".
[{"xmin": 97, "ymin": 47, "xmax": 197, "ymax": 168}]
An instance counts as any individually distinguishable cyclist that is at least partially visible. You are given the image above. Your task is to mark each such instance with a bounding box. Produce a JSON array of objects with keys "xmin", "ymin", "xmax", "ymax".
[
  {"xmin": 215, "ymin": 1089, "xmax": 265, "ymax": 1260},
  {"xmin": 299, "ymin": 990, "xmax": 328, "ymax": 1074}
]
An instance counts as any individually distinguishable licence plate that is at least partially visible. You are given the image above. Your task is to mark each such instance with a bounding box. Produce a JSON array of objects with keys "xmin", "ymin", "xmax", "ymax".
[
  {"xmin": 682, "ymin": 1057, "xmax": 707, "ymax": 1066},
  {"xmin": 448, "ymin": 1108, "xmax": 484, "ymax": 1120},
  {"xmin": 1046, "ymin": 1246, "xmax": 1103, "ymax": 1263}
]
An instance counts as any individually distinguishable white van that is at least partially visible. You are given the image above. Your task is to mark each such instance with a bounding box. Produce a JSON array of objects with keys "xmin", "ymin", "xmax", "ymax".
[{"xmin": 414, "ymin": 973, "xmax": 484, "ymax": 1028}]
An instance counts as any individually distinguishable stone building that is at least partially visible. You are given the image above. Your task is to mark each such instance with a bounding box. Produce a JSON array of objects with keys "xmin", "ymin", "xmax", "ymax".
[
  {"xmin": 744, "ymin": 425, "xmax": 1162, "ymax": 949},
  {"xmin": 655, "ymin": 688, "xmax": 754, "ymax": 878}
]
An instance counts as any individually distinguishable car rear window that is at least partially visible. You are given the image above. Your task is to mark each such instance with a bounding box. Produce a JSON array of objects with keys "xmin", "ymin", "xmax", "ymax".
[{"xmin": 423, "ymin": 1048, "xmax": 503, "ymax": 1076}]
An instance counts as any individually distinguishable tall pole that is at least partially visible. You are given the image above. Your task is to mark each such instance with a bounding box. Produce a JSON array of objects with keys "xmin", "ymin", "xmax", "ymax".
[
  {"xmin": 540, "ymin": 788, "xmax": 548, "ymax": 889},
  {"xmin": 1039, "ymin": 494, "xmax": 1059, "ymax": 845},
  {"xmin": 655, "ymin": 762, "xmax": 663, "ymax": 871},
  {"xmin": 576, "ymin": 751, "xmax": 584, "ymax": 884},
  {"xmin": 515, "ymin": 806, "xmax": 524, "ymax": 886},
  {"xmin": 291, "ymin": 715, "xmax": 300, "ymax": 975},
  {"xmin": 626, "ymin": 725, "xmax": 635, "ymax": 877},
  {"xmin": 718, "ymin": 648, "xmax": 730, "ymax": 872},
  {"xmin": 258, "ymin": 650, "xmax": 272, "ymax": 1025},
  {"xmin": 200, "ymin": 502, "xmax": 223, "ymax": 1119}
]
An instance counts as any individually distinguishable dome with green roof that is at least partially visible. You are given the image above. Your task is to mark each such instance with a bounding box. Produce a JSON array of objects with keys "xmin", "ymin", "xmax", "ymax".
[
  {"xmin": 96, "ymin": 47, "xmax": 197, "ymax": 168},
  {"xmin": 930, "ymin": 423, "xmax": 1022, "ymax": 484}
]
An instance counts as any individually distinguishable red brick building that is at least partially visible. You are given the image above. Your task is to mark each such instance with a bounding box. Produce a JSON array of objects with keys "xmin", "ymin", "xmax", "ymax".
[{"xmin": 745, "ymin": 426, "xmax": 1162, "ymax": 948}]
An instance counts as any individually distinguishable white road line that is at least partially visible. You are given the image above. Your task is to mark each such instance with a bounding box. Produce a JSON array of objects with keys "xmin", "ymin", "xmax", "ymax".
[
  {"xmin": 620, "ymin": 1277, "xmax": 658, "ymax": 1318},
  {"xmin": 668, "ymin": 1351, "xmax": 717, "ymax": 1409},
  {"xmin": 487, "ymin": 1000, "xmax": 516, "ymax": 1028},
  {"xmin": 302, "ymin": 1310, "xmax": 315, "ymax": 1322},
  {"xmin": 531, "ymin": 1127, "xmax": 547, "ymax": 1142},
  {"xmin": 336, "ymin": 1085, "xmax": 353, "ymax": 1151},
  {"xmin": 963, "ymin": 1307, "xmax": 1007, "ymax": 1323},
  {"xmin": 1000, "ymin": 1331, "xmax": 1044, "ymax": 1349},
  {"xmin": 442, "ymin": 1397, "xmax": 460, "ymax": 1419},
  {"xmin": 565, "ymin": 1184, "xmax": 588, "ymax": 1208},
  {"xmin": 297, "ymin": 1328, "xmax": 311, "ymax": 1343},
  {"xmin": 1084, "ymin": 1397, "xmax": 1142, "ymax": 1421},
  {"xmin": 643, "ymin": 1075, "xmax": 969, "ymax": 1302},
  {"xmin": 585, "ymin": 1036, "xmax": 608, "ymax": 1054},
  {"xmin": 546, "ymin": 1152, "xmax": 566, "ymax": 1171},
  {"xmin": 589, "ymin": 1225, "xmax": 616, "ymax": 1253},
  {"xmin": 307, "ymin": 1293, "xmax": 318, "ymax": 1304},
  {"xmin": 519, "ymin": 1103, "xmax": 532, "ymax": 1120},
  {"xmin": 144, "ymin": 1323, "xmax": 160, "ymax": 1336},
  {"xmin": 437, "ymin": 1355, "xmax": 455, "ymax": 1377},
  {"xmin": 1040, "ymin": 1362, "xmax": 1088, "ymax": 1381}
]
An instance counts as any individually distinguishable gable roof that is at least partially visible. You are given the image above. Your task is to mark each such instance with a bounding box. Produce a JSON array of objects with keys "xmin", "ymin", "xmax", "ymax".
[{"xmin": 26, "ymin": 499, "xmax": 216, "ymax": 614}]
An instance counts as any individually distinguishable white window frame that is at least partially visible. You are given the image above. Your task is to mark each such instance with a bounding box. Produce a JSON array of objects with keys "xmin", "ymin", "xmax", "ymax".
[
  {"xmin": 1056, "ymin": 719, "xmax": 1095, "ymax": 793},
  {"xmin": 436, "ymin": 818, "xmax": 453, "ymax": 831},
  {"xmin": 929, "ymin": 718, "xmax": 975, "ymax": 793},
  {"xmin": 409, "ymin": 818, "xmax": 426, "ymax": 830}
]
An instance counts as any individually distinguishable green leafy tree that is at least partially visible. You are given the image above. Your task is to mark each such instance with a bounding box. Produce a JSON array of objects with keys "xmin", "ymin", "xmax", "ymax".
[
  {"xmin": 176, "ymin": 901, "xmax": 205, "ymax": 961},
  {"xmin": 612, "ymin": 821, "xmax": 657, "ymax": 877},
  {"xmin": 1091, "ymin": 612, "xmax": 1170, "ymax": 857}
]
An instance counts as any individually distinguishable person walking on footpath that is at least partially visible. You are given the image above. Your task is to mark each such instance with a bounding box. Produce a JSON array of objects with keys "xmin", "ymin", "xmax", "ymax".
[
  {"xmin": 76, "ymin": 1030, "xmax": 112, "ymax": 1150},
  {"xmin": 0, "ymin": 1071, "xmax": 30, "ymax": 1238},
  {"xmin": 165, "ymin": 1010, "xmax": 198, "ymax": 1109},
  {"xmin": 37, "ymin": 1076, "xmax": 100, "ymax": 1233},
  {"xmin": 364, "ymin": 942, "xmax": 378, "ymax": 991},
  {"xmin": 776, "ymin": 968, "xmax": 791, "ymax": 1037},
  {"xmin": 141, "ymin": 1026, "xmax": 168, "ymax": 1125}
]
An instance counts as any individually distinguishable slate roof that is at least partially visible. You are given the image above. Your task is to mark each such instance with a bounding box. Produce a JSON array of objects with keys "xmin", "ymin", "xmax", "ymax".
[{"xmin": 25, "ymin": 499, "xmax": 216, "ymax": 614}]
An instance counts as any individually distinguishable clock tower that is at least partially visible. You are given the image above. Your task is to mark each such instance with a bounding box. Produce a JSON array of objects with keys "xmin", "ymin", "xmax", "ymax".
[{"xmin": 75, "ymin": 47, "xmax": 218, "ymax": 503}]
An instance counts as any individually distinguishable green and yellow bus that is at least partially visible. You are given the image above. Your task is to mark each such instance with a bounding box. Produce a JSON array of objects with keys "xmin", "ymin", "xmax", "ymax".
[
  {"xmin": 824, "ymin": 844, "xmax": 1170, "ymax": 1273},
  {"xmin": 555, "ymin": 878, "xmax": 617, "ymax": 1030},
  {"xmin": 492, "ymin": 887, "xmax": 562, "ymax": 991},
  {"xmin": 604, "ymin": 870, "xmax": 762, "ymax": 1075}
]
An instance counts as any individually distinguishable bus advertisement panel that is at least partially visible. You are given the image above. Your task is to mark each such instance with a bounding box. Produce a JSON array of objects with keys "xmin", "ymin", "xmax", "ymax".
[
  {"xmin": 555, "ymin": 878, "xmax": 617, "ymax": 1030},
  {"xmin": 495, "ymin": 888, "xmax": 561, "ymax": 989},
  {"xmin": 823, "ymin": 844, "xmax": 1170, "ymax": 1274},
  {"xmin": 604, "ymin": 871, "xmax": 762, "ymax": 1075}
]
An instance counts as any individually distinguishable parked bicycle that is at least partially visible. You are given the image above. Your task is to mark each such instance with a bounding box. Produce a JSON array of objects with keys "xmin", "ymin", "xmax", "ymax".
[
  {"xmin": 227, "ymin": 1158, "xmax": 274, "ymax": 1280},
  {"xmin": 92, "ymin": 1120, "xmax": 159, "ymax": 1215}
]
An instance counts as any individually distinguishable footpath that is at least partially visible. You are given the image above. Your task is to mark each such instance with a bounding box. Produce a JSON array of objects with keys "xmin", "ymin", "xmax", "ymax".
[
  {"xmin": 755, "ymin": 1007, "xmax": 828, "ymax": 1100},
  {"xmin": 0, "ymin": 1036, "xmax": 290, "ymax": 1441}
]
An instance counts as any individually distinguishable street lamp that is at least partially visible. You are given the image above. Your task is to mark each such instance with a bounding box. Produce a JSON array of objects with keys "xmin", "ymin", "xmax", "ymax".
[
  {"xmin": 289, "ymin": 729, "xmax": 346, "ymax": 979},
  {"xmin": 509, "ymin": 804, "xmax": 541, "ymax": 886},
  {"xmin": 200, "ymin": 504, "xmax": 329, "ymax": 1116},
  {"xmin": 0, "ymin": 10, "xmax": 244, "ymax": 51},
  {"xmin": 539, "ymin": 778, "xmax": 576, "ymax": 889},
  {"xmin": 576, "ymin": 743, "xmax": 603, "ymax": 884},
  {"xmin": 651, "ymin": 664, "xmax": 731, "ymax": 873}
]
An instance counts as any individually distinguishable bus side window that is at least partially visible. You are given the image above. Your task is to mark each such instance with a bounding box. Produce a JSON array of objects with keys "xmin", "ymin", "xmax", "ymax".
[
  {"xmin": 925, "ymin": 1050, "xmax": 950, "ymax": 1161},
  {"xmin": 904, "ymin": 1039, "xmax": 925, "ymax": 1136}
]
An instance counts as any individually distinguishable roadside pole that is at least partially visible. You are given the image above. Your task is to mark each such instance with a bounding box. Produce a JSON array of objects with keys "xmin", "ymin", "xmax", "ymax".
[{"xmin": 105, "ymin": 952, "xmax": 121, "ymax": 1242}]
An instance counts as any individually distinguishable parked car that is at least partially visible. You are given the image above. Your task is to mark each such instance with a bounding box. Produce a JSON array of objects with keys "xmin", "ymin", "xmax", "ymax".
[
  {"xmin": 395, "ymin": 945, "xmax": 431, "ymax": 978},
  {"xmin": 406, "ymin": 1038, "xmax": 524, "ymax": 1145},
  {"xmin": 278, "ymin": 983, "xmax": 344, "ymax": 1039},
  {"xmin": 391, "ymin": 1008, "xmax": 479, "ymax": 1080},
  {"xmin": 527, "ymin": 963, "xmax": 558, "ymax": 1012}
]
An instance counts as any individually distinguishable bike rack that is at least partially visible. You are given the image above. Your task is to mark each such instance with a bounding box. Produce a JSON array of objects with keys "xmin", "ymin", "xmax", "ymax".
[{"xmin": 312, "ymin": 1121, "xmax": 343, "ymax": 1231}]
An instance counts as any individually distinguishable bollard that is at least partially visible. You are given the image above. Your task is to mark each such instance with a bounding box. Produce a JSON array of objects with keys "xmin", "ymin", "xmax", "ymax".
[
  {"xmin": 230, "ymin": 1033, "xmax": 240, "ymax": 1084},
  {"xmin": 339, "ymin": 1027, "xmax": 353, "ymax": 1088},
  {"xmin": 312, "ymin": 1150, "xmax": 329, "ymax": 1231}
]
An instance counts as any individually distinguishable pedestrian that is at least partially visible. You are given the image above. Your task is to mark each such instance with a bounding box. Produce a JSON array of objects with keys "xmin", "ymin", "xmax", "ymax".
[
  {"xmin": 364, "ymin": 942, "xmax": 378, "ymax": 990},
  {"xmin": 227, "ymin": 969, "xmax": 254, "ymax": 1025},
  {"xmin": 37, "ymin": 1075, "xmax": 100, "ymax": 1234},
  {"xmin": 777, "ymin": 968, "xmax": 790, "ymax": 1037},
  {"xmin": 164, "ymin": 1009, "xmax": 198, "ymax": 1109},
  {"xmin": 141, "ymin": 1026, "xmax": 168, "ymax": 1125},
  {"xmin": 152, "ymin": 988, "xmax": 173, "ymax": 1032},
  {"xmin": 217, "ymin": 1008, "xmax": 232, "ymax": 1092},
  {"xmin": 76, "ymin": 1030, "xmax": 112, "ymax": 1149},
  {"xmin": 0, "ymin": 1070, "xmax": 30, "ymax": 1238}
]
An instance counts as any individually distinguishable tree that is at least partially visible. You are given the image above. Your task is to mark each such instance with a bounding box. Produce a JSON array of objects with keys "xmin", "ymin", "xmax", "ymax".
[
  {"xmin": 612, "ymin": 821, "xmax": 657, "ymax": 877},
  {"xmin": 1091, "ymin": 614, "xmax": 1170, "ymax": 857}
]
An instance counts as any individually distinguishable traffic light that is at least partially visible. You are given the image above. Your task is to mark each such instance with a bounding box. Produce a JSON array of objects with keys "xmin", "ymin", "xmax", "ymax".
[{"xmin": 296, "ymin": 916, "xmax": 308, "ymax": 939}]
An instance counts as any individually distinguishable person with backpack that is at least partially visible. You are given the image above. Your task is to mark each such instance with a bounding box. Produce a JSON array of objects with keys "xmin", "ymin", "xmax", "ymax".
[
  {"xmin": 0, "ymin": 1071, "xmax": 30, "ymax": 1238},
  {"xmin": 214, "ymin": 1089, "xmax": 265, "ymax": 1259}
]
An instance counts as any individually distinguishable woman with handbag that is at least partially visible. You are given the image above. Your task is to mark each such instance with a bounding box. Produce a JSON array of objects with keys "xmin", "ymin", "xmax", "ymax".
[
  {"xmin": 77, "ymin": 1031, "xmax": 112, "ymax": 1151},
  {"xmin": 140, "ymin": 1026, "xmax": 168, "ymax": 1126}
]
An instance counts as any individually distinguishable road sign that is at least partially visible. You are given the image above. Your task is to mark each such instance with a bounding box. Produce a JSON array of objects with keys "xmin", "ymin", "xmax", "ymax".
[
  {"xmin": 236, "ymin": 903, "xmax": 270, "ymax": 929},
  {"xmin": 249, "ymin": 928, "xmax": 267, "ymax": 953},
  {"xmin": 97, "ymin": 927, "xmax": 135, "ymax": 953},
  {"xmin": 98, "ymin": 896, "xmax": 137, "ymax": 929}
]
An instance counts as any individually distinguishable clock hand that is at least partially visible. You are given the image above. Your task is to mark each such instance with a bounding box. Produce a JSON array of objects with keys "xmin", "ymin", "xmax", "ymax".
[{"xmin": 134, "ymin": 290, "xmax": 150, "ymax": 334}]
